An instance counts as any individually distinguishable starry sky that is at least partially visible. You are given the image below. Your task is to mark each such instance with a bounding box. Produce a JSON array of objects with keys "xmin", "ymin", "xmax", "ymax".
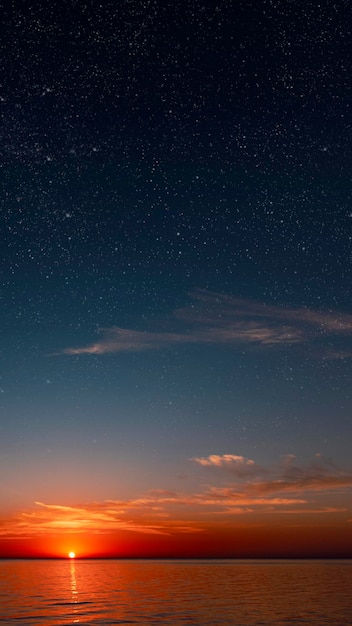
[{"xmin": 1, "ymin": 0, "xmax": 352, "ymax": 558}]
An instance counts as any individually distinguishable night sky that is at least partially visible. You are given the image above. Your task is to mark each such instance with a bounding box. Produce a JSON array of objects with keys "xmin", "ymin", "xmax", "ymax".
[{"xmin": 1, "ymin": 0, "xmax": 352, "ymax": 558}]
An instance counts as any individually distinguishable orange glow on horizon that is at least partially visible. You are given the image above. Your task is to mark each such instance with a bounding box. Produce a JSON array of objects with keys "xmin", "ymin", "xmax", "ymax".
[
  {"xmin": 1, "ymin": 518, "xmax": 352, "ymax": 559},
  {"xmin": 1, "ymin": 461, "xmax": 352, "ymax": 559}
]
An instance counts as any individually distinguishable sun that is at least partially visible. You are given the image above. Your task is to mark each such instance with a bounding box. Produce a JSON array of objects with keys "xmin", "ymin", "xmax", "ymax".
[{"xmin": 68, "ymin": 551, "xmax": 76, "ymax": 559}]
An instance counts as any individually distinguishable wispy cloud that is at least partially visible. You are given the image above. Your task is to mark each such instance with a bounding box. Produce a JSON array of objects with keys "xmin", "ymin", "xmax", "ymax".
[
  {"xmin": 1, "ymin": 455, "xmax": 351, "ymax": 540},
  {"xmin": 192, "ymin": 453, "xmax": 352, "ymax": 497},
  {"xmin": 0, "ymin": 499, "xmax": 203, "ymax": 539},
  {"xmin": 182, "ymin": 290, "xmax": 352, "ymax": 333},
  {"xmin": 56, "ymin": 290, "xmax": 352, "ymax": 356}
]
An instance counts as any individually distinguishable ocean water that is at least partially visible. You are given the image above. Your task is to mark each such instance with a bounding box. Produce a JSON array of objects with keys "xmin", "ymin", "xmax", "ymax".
[{"xmin": 0, "ymin": 559, "xmax": 351, "ymax": 625}]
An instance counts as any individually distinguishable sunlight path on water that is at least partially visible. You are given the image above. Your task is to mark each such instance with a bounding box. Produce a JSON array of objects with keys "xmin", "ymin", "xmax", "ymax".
[{"xmin": 0, "ymin": 559, "xmax": 352, "ymax": 625}]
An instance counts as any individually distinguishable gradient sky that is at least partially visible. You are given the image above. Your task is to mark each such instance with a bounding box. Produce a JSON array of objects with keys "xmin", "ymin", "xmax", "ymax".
[{"xmin": 1, "ymin": 0, "xmax": 352, "ymax": 558}]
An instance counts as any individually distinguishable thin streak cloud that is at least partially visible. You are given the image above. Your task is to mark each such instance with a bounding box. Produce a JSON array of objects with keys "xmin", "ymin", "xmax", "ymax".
[{"xmin": 57, "ymin": 290, "xmax": 352, "ymax": 356}]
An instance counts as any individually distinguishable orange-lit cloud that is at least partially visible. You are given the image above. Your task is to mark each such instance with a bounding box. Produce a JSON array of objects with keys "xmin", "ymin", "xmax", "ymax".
[
  {"xmin": 190, "ymin": 454, "xmax": 261, "ymax": 477},
  {"xmin": 56, "ymin": 290, "xmax": 352, "ymax": 356},
  {"xmin": 1, "ymin": 454, "xmax": 351, "ymax": 542},
  {"xmin": 192, "ymin": 452, "xmax": 352, "ymax": 495},
  {"xmin": 0, "ymin": 499, "xmax": 203, "ymax": 539}
]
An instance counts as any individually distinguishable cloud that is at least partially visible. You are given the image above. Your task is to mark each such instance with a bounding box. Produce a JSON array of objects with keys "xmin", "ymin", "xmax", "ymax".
[
  {"xmin": 191, "ymin": 454, "xmax": 262, "ymax": 478},
  {"xmin": 0, "ymin": 492, "xmax": 306, "ymax": 540},
  {"xmin": 1, "ymin": 455, "xmax": 351, "ymax": 540},
  {"xmin": 56, "ymin": 290, "xmax": 352, "ymax": 356},
  {"xmin": 192, "ymin": 452, "xmax": 352, "ymax": 498},
  {"xmin": 186, "ymin": 290, "xmax": 352, "ymax": 333},
  {"xmin": 58, "ymin": 327, "xmax": 198, "ymax": 355},
  {"xmin": 248, "ymin": 472, "xmax": 352, "ymax": 496},
  {"xmin": 0, "ymin": 499, "xmax": 203, "ymax": 539}
]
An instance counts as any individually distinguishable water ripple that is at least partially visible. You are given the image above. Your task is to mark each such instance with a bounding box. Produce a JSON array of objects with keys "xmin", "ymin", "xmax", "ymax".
[{"xmin": 1, "ymin": 559, "xmax": 352, "ymax": 625}]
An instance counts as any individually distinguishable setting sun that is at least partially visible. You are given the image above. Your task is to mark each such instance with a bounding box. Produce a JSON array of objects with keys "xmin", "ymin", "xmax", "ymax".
[{"xmin": 68, "ymin": 551, "xmax": 75, "ymax": 559}]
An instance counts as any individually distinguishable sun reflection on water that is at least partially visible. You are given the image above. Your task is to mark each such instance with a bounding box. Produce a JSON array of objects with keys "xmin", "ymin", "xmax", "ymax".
[
  {"xmin": 70, "ymin": 560, "xmax": 80, "ymax": 623},
  {"xmin": 1, "ymin": 560, "xmax": 351, "ymax": 624}
]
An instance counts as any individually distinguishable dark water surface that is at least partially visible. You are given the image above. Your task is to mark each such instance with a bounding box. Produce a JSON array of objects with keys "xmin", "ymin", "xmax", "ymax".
[{"xmin": 1, "ymin": 559, "xmax": 351, "ymax": 625}]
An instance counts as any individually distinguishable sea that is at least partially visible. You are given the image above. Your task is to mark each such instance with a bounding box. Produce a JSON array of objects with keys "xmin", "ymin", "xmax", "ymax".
[{"xmin": 1, "ymin": 559, "xmax": 352, "ymax": 625}]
